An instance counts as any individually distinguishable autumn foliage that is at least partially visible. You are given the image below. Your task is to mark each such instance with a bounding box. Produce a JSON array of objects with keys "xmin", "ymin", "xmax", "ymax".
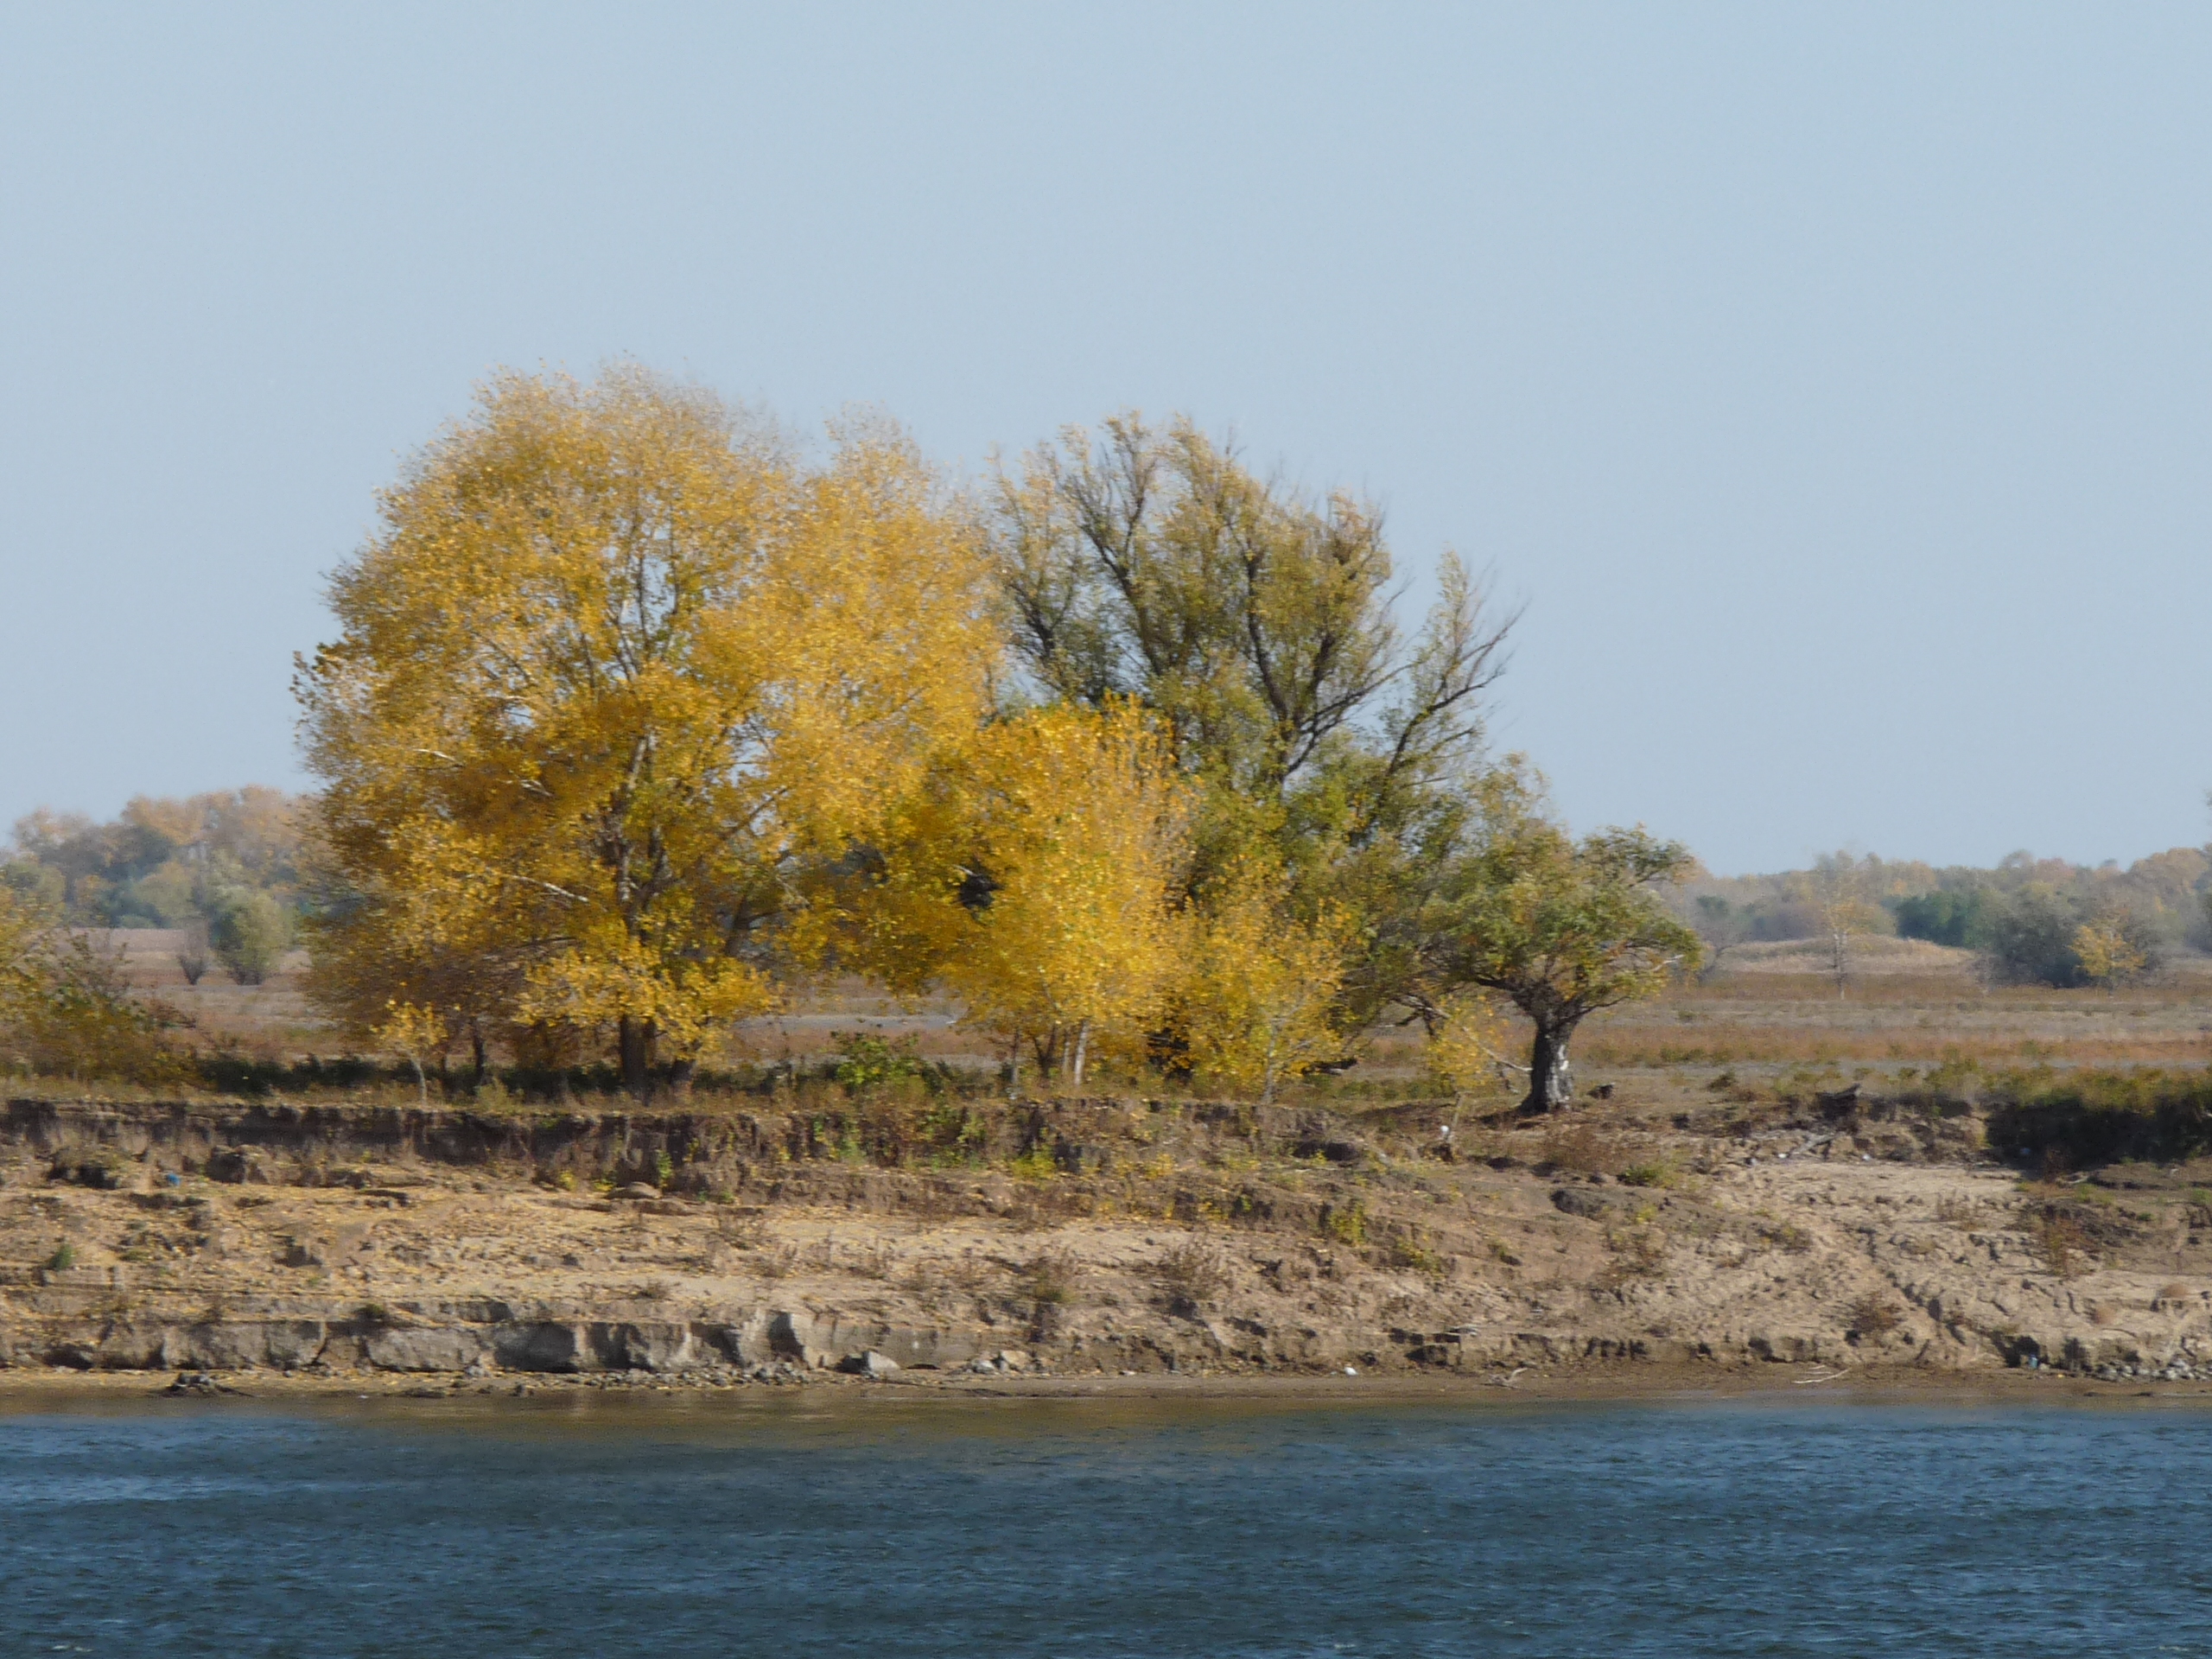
[
  {"xmin": 297, "ymin": 368, "xmax": 999, "ymax": 1095},
  {"xmin": 0, "ymin": 363, "xmax": 1664, "ymax": 1106}
]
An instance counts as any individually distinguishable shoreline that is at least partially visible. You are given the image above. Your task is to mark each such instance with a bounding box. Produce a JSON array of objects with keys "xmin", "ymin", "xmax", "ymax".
[
  {"xmin": 8, "ymin": 1093, "xmax": 2212, "ymax": 1402},
  {"xmin": 4, "ymin": 1358, "xmax": 2209, "ymax": 1414}
]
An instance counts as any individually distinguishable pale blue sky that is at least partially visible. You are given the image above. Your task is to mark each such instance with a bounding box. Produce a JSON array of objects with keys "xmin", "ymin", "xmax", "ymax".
[{"xmin": 3, "ymin": 3, "xmax": 2208, "ymax": 874}]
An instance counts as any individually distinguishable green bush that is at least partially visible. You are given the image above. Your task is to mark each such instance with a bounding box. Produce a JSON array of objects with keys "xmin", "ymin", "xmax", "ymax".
[
  {"xmin": 1977, "ymin": 887, "xmax": 2087, "ymax": 987},
  {"xmin": 1320, "ymin": 1198, "xmax": 1368, "ymax": 1246},
  {"xmin": 1983, "ymin": 1069, "xmax": 2212, "ymax": 1167},
  {"xmin": 1891, "ymin": 887, "xmax": 2000, "ymax": 949},
  {"xmin": 830, "ymin": 1033, "xmax": 938, "ymax": 1093},
  {"xmin": 211, "ymin": 891, "xmax": 293, "ymax": 985}
]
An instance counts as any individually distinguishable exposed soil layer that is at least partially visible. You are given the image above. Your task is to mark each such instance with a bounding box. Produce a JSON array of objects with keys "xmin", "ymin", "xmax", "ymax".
[{"xmin": 5, "ymin": 1093, "xmax": 2210, "ymax": 1392}]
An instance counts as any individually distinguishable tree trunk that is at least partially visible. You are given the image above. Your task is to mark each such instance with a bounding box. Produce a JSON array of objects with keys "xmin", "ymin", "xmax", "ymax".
[
  {"xmin": 1525, "ymin": 1021, "xmax": 1577, "ymax": 1113},
  {"xmin": 470, "ymin": 1029, "xmax": 488, "ymax": 1090},
  {"xmin": 1069, "ymin": 1021, "xmax": 1090, "ymax": 1090},
  {"xmin": 667, "ymin": 1058, "xmax": 696, "ymax": 1097},
  {"xmin": 619, "ymin": 1016, "xmax": 652, "ymax": 1103}
]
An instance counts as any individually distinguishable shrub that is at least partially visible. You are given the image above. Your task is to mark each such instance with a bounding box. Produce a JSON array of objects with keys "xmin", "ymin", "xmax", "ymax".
[
  {"xmin": 2028, "ymin": 1210, "xmax": 2089, "ymax": 1279},
  {"xmin": 1020, "ymin": 1249, "xmax": 1077, "ymax": 1308},
  {"xmin": 1754, "ymin": 1219, "xmax": 1811, "ymax": 1254},
  {"xmin": 831, "ymin": 1033, "xmax": 925, "ymax": 1092},
  {"xmin": 211, "ymin": 891, "xmax": 293, "ymax": 985},
  {"xmin": 0, "ymin": 888, "xmax": 181, "ymax": 1084},
  {"xmin": 1536, "ymin": 1122, "xmax": 1616, "ymax": 1178},
  {"xmin": 1320, "ymin": 1198, "xmax": 1367, "ymax": 1247},
  {"xmin": 1154, "ymin": 1239, "xmax": 1228, "ymax": 1311},
  {"xmin": 1601, "ymin": 1228, "xmax": 1666, "ymax": 1281},
  {"xmin": 1618, "ymin": 1160, "xmax": 1676, "ymax": 1189},
  {"xmin": 1846, "ymin": 1291, "xmax": 1901, "ymax": 1337},
  {"xmin": 1891, "ymin": 888, "xmax": 1999, "ymax": 949},
  {"xmin": 1984, "ymin": 1069, "xmax": 2212, "ymax": 1168},
  {"xmin": 175, "ymin": 921, "xmax": 211, "ymax": 987},
  {"xmin": 1389, "ymin": 1233, "xmax": 1445, "ymax": 1274}
]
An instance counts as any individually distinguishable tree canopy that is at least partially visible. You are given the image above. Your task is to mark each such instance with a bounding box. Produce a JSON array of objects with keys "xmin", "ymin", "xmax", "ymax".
[
  {"xmin": 988, "ymin": 413, "xmax": 1517, "ymax": 1061},
  {"xmin": 297, "ymin": 367, "xmax": 999, "ymax": 1095},
  {"xmin": 1408, "ymin": 761, "xmax": 1700, "ymax": 1110}
]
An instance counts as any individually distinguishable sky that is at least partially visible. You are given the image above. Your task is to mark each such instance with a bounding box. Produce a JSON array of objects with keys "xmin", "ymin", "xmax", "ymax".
[{"xmin": 3, "ymin": 3, "xmax": 2208, "ymax": 875}]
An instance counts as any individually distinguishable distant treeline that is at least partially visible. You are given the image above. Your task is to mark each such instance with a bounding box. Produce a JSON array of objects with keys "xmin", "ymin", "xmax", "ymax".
[
  {"xmin": 0, "ymin": 789, "xmax": 302, "ymax": 985},
  {"xmin": 1678, "ymin": 848, "xmax": 2209, "ymax": 987}
]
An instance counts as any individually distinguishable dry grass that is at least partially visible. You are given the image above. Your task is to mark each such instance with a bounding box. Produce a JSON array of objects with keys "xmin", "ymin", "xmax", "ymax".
[
  {"xmin": 2028, "ymin": 1211, "xmax": 2092, "ymax": 1279},
  {"xmin": 1846, "ymin": 1292, "xmax": 1902, "ymax": 1336},
  {"xmin": 1568, "ymin": 968, "xmax": 2212, "ymax": 1084},
  {"xmin": 1154, "ymin": 1239, "xmax": 1230, "ymax": 1312},
  {"xmin": 1582, "ymin": 1028, "xmax": 2212, "ymax": 1070},
  {"xmin": 73, "ymin": 925, "xmax": 2212, "ymax": 1126},
  {"xmin": 1935, "ymin": 1195, "xmax": 1984, "ymax": 1230},
  {"xmin": 1536, "ymin": 1122, "xmax": 1622, "ymax": 1177}
]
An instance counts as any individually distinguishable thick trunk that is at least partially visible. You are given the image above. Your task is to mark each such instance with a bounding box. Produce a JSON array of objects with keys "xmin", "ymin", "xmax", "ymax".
[
  {"xmin": 619, "ymin": 1016, "xmax": 653, "ymax": 1103},
  {"xmin": 1068, "ymin": 1021, "xmax": 1090, "ymax": 1090},
  {"xmin": 1525, "ymin": 1021, "xmax": 1577, "ymax": 1113}
]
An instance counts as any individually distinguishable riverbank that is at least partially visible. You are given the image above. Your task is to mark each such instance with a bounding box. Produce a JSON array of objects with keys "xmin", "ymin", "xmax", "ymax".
[
  {"xmin": 3, "ymin": 1090, "xmax": 2208, "ymax": 1395},
  {"xmin": 5, "ymin": 1355, "xmax": 2212, "ymax": 1411}
]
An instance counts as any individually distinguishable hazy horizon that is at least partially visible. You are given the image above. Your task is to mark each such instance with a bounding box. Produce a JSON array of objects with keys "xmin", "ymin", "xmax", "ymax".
[{"xmin": 7, "ymin": 4, "xmax": 2209, "ymax": 874}]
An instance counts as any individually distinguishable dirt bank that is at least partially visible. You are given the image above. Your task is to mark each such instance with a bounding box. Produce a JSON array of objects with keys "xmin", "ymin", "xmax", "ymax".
[{"xmin": 3, "ymin": 1092, "xmax": 2208, "ymax": 1393}]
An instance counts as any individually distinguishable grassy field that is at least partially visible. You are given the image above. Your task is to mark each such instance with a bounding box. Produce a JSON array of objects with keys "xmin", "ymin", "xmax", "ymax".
[{"xmin": 80, "ymin": 927, "xmax": 2212, "ymax": 1111}]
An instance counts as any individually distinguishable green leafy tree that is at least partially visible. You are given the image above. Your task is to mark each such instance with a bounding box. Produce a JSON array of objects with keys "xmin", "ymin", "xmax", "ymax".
[
  {"xmin": 1408, "ymin": 760, "xmax": 1699, "ymax": 1111},
  {"xmin": 210, "ymin": 890, "xmax": 293, "ymax": 986},
  {"xmin": 988, "ymin": 412, "xmax": 1515, "ymax": 1030},
  {"xmin": 1891, "ymin": 887, "xmax": 2000, "ymax": 949},
  {"xmin": 1978, "ymin": 885, "xmax": 2088, "ymax": 987}
]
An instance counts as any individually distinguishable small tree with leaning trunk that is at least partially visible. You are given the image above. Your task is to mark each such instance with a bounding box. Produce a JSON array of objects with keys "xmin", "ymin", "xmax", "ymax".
[{"xmin": 1414, "ymin": 760, "xmax": 1700, "ymax": 1112}]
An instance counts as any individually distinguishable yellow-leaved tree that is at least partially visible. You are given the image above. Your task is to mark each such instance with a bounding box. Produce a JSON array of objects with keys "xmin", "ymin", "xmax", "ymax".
[
  {"xmin": 297, "ymin": 366, "xmax": 997, "ymax": 1096},
  {"xmin": 1175, "ymin": 855, "xmax": 1354, "ymax": 1102},
  {"xmin": 853, "ymin": 702, "xmax": 1187, "ymax": 1091},
  {"xmin": 1420, "ymin": 986, "xmax": 1514, "ymax": 1112},
  {"xmin": 954, "ymin": 703, "xmax": 1188, "ymax": 1090},
  {"xmin": 2073, "ymin": 914, "xmax": 2149, "ymax": 995},
  {"xmin": 0, "ymin": 885, "xmax": 176, "ymax": 1084}
]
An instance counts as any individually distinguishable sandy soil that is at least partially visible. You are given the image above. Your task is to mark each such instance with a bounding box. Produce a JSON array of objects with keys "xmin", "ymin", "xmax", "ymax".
[{"xmin": 3, "ymin": 1093, "xmax": 2208, "ymax": 1395}]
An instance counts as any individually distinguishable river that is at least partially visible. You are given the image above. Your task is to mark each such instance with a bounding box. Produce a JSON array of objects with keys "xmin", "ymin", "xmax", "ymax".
[{"xmin": 2, "ymin": 1391, "xmax": 2206, "ymax": 1655}]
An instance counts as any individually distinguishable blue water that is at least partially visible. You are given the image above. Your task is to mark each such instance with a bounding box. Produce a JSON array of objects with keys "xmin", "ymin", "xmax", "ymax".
[{"xmin": 2, "ymin": 1393, "xmax": 2209, "ymax": 1656}]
